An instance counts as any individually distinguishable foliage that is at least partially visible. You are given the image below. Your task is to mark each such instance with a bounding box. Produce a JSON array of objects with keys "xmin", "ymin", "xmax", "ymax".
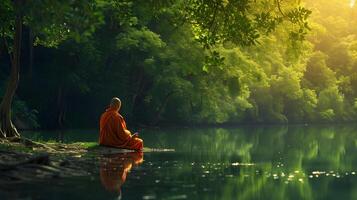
[{"xmin": 2, "ymin": 0, "xmax": 357, "ymax": 128}]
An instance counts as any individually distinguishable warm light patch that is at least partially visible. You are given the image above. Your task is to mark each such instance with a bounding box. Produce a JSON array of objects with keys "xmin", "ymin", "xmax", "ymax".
[{"xmin": 351, "ymin": 0, "xmax": 356, "ymax": 8}]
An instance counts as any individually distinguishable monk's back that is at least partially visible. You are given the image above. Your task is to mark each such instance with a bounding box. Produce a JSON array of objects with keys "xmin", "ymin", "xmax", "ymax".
[
  {"xmin": 99, "ymin": 108, "xmax": 127, "ymax": 147},
  {"xmin": 99, "ymin": 98, "xmax": 143, "ymax": 151}
]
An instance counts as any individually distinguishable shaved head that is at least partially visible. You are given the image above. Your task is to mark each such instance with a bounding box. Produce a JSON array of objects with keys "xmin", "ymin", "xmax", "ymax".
[{"xmin": 110, "ymin": 97, "xmax": 121, "ymax": 110}]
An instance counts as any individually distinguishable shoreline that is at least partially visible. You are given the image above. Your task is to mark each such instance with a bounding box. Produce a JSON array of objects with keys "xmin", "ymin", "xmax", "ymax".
[
  {"xmin": 12, "ymin": 112, "xmax": 357, "ymax": 133},
  {"xmin": 0, "ymin": 139, "xmax": 102, "ymax": 185},
  {"xmin": 0, "ymin": 138, "xmax": 157, "ymax": 185},
  {"xmin": 19, "ymin": 122, "xmax": 357, "ymax": 133}
]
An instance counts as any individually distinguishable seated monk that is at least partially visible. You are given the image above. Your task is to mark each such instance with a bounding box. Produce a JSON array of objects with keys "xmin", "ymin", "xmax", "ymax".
[{"xmin": 99, "ymin": 97, "xmax": 143, "ymax": 151}]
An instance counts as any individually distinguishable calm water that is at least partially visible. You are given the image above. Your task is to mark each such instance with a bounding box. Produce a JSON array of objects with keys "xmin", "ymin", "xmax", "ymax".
[{"xmin": 2, "ymin": 125, "xmax": 357, "ymax": 200}]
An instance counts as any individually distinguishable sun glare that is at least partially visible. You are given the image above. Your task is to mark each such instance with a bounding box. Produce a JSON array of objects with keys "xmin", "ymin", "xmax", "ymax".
[{"xmin": 351, "ymin": 0, "xmax": 356, "ymax": 8}]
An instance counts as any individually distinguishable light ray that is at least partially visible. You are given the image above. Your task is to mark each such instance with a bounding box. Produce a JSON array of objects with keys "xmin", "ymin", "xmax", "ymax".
[{"xmin": 351, "ymin": 0, "xmax": 356, "ymax": 8}]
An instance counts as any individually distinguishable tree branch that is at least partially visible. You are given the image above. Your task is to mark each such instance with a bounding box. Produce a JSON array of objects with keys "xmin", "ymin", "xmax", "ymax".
[{"xmin": 276, "ymin": 0, "xmax": 286, "ymax": 17}]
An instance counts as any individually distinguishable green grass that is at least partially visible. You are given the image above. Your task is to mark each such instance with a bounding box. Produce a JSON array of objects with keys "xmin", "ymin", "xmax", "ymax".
[
  {"xmin": 0, "ymin": 142, "xmax": 34, "ymax": 153},
  {"xmin": 73, "ymin": 142, "xmax": 98, "ymax": 149}
]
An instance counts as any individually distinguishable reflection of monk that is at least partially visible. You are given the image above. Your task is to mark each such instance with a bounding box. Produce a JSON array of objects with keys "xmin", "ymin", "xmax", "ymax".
[
  {"xmin": 99, "ymin": 97, "xmax": 143, "ymax": 151},
  {"xmin": 100, "ymin": 152, "xmax": 144, "ymax": 195}
]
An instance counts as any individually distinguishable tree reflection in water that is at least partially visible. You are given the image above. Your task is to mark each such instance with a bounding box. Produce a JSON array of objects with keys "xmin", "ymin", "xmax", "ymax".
[
  {"xmin": 99, "ymin": 152, "xmax": 144, "ymax": 199},
  {"xmin": 138, "ymin": 126, "xmax": 357, "ymax": 200}
]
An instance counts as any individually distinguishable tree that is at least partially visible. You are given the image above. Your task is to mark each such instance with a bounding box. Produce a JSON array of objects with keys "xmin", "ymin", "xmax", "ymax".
[
  {"xmin": 0, "ymin": 0, "xmax": 313, "ymax": 132},
  {"xmin": 0, "ymin": 0, "xmax": 102, "ymax": 137},
  {"xmin": 179, "ymin": 0, "xmax": 311, "ymax": 47}
]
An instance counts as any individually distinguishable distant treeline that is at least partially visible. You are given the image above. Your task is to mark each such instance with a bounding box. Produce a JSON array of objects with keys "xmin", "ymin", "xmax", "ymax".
[{"xmin": 1, "ymin": 0, "xmax": 357, "ymax": 129}]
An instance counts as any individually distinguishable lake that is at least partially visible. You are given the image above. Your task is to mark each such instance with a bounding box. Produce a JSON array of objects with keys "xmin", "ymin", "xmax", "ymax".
[{"xmin": 2, "ymin": 125, "xmax": 357, "ymax": 200}]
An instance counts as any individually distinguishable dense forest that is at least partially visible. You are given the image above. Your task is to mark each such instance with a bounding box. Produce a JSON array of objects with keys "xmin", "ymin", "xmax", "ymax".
[{"xmin": 1, "ymin": 0, "xmax": 357, "ymax": 130}]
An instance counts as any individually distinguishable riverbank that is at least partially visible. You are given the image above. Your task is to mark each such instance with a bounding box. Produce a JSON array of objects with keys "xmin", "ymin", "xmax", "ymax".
[
  {"xmin": 0, "ymin": 138, "xmax": 100, "ymax": 184},
  {"xmin": 0, "ymin": 137, "xmax": 168, "ymax": 185},
  {"xmin": 0, "ymin": 138, "xmax": 150, "ymax": 185}
]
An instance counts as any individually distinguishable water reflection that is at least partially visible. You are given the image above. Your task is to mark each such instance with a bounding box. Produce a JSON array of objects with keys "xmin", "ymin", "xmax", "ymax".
[
  {"xmin": 139, "ymin": 125, "xmax": 357, "ymax": 200},
  {"xmin": 17, "ymin": 125, "xmax": 357, "ymax": 199},
  {"xmin": 99, "ymin": 152, "xmax": 143, "ymax": 199}
]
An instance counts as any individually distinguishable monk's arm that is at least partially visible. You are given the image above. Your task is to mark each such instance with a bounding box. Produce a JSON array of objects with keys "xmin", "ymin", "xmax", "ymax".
[
  {"xmin": 125, "ymin": 129, "xmax": 132, "ymax": 136},
  {"xmin": 125, "ymin": 129, "xmax": 139, "ymax": 138},
  {"xmin": 116, "ymin": 117, "xmax": 132, "ymax": 140},
  {"xmin": 125, "ymin": 128, "xmax": 139, "ymax": 138}
]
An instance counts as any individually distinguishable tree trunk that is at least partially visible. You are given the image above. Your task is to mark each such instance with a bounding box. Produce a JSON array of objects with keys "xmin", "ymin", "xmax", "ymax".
[
  {"xmin": 131, "ymin": 68, "xmax": 144, "ymax": 116},
  {"xmin": 151, "ymin": 91, "xmax": 175, "ymax": 125},
  {"xmin": 0, "ymin": 10, "xmax": 22, "ymax": 138},
  {"xmin": 56, "ymin": 85, "xmax": 67, "ymax": 129},
  {"xmin": 28, "ymin": 28, "xmax": 34, "ymax": 79}
]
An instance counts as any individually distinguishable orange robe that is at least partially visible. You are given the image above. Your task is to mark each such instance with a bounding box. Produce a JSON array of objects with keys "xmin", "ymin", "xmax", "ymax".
[{"xmin": 99, "ymin": 108, "xmax": 143, "ymax": 151}]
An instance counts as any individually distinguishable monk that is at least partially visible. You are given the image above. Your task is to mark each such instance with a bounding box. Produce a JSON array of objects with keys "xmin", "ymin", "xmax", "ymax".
[{"xmin": 99, "ymin": 97, "xmax": 143, "ymax": 151}]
